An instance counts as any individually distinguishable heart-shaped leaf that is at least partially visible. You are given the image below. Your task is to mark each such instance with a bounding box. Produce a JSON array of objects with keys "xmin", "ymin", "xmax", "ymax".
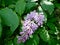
[{"xmin": 0, "ymin": 8, "xmax": 19, "ymax": 34}]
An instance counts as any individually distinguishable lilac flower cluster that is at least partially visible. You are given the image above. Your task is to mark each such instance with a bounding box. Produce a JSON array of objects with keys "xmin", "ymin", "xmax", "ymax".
[{"xmin": 17, "ymin": 10, "xmax": 45, "ymax": 43}]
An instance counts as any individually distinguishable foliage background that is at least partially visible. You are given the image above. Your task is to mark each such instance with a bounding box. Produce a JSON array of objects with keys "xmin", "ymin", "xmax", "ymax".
[{"xmin": 0, "ymin": 0, "xmax": 60, "ymax": 45}]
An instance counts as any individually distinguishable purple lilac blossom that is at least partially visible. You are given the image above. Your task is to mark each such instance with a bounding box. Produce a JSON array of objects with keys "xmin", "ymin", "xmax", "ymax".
[
  {"xmin": 17, "ymin": 34, "xmax": 28, "ymax": 43},
  {"xmin": 18, "ymin": 20, "xmax": 37, "ymax": 43},
  {"xmin": 37, "ymin": 14, "xmax": 44, "ymax": 26},
  {"xmin": 17, "ymin": 10, "xmax": 45, "ymax": 43},
  {"xmin": 25, "ymin": 10, "xmax": 38, "ymax": 20},
  {"xmin": 36, "ymin": 14, "xmax": 44, "ymax": 26}
]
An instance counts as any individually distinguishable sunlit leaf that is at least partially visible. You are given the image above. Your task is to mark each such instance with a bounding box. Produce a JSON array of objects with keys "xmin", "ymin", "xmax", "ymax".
[
  {"xmin": 39, "ymin": 27, "xmax": 50, "ymax": 42},
  {"xmin": 41, "ymin": 1, "xmax": 54, "ymax": 15}
]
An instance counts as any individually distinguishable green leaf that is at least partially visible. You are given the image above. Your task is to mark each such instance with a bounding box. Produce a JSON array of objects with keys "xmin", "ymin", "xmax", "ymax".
[
  {"xmin": 4, "ymin": 39, "xmax": 13, "ymax": 45},
  {"xmin": 33, "ymin": 34, "xmax": 39, "ymax": 45},
  {"xmin": 25, "ymin": 34, "xmax": 39, "ymax": 45},
  {"xmin": 26, "ymin": 0, "xmax": 31, "ymax": 2},
  {"xmin": 13, "ymin": 36, "xmax": 24, "ymax": 45},
  {"xmin": 0, "ymin": 18, "xmax": 2, "ymax": 38},
  {"xmin": 13, "ymin": 37, "xmax": 18, "ymax": 45},
  {"xmin": 55, "ymin": 3, "xmax": 60, "ymax": 9},
  {"xmin": 26, "ymin": 39, "xmax": 34, "ymax": 45},
  {"xmin": 15, "ymin": 0, "xmax": 26, "ymax": 16},
  {"xmin": 25, "ymin": 38, "xmax": 35, "ymax": 45},
  {"xmin": 1, "ymin": 0, "xmax": 5, "ymax": 7},
  {"xmin": 47, "ymin": 22, "xmax": 56, "ymax": 34},
  {"xmin": 25, "ymin": 2, "xmax": 37, "ymax": 13},
  {"xmin": 8, "ymin": 4, "xmax": 15, "ymax": 9},
  {"xmin": 0, "ymin": 24, "xmax": 2, "ymax": 38},
  {"xmin": 39, "ymin": 27, "xmax": 50, "ymax": 42},
  {"xmin": 48, "ymin": 37, "xmax": 58, "ymax": 45},
  {"xmin": 41, "ymin": 1, "xmax": 54, "ymax": 15},
  {"xmin": 0, "ymin": 7, "xmax": 19, "ymax": 34},
  {"xmin": 4, "ymin": 0, "xmax": 18, "ymax": 6},
  {"xmin": 48, "ymin": 18, "xmax": 57, "ymax": 23}
]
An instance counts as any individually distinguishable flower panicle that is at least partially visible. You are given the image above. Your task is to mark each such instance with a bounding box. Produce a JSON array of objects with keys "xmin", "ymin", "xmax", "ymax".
[{"xmin": 17, "ymin": 10, "xmax": 45, "ymax": 43}]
